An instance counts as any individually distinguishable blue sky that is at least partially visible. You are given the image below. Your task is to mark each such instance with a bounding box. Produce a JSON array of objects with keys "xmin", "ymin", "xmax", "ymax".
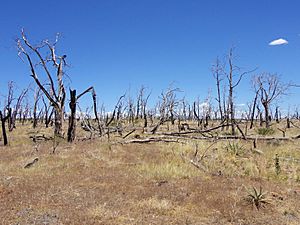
[{"xmin": 1, "ymin": 0, "xmax": 300, "ymax": 110}]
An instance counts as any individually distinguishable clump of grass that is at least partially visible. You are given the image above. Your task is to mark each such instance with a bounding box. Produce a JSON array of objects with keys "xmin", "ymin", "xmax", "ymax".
[
  {"xmin": 87, "ymin": 203, "xmax": 113, "ymax": 220},
  {"xmin": 225, "ymin": 142, "xmax": 244, "ymax": 156},
  {"xmin": 242, "ymin": 160, "xmax": 260, "ymax": 177},
  {"xmin": 137, "ymin": 197, "xmax": 172, "ymax": 212},
  {"xmin": 257, "ymin": 128, "xmax": 275, "ymax": 136},
  {"xmin": 246, "ymin": 186, "xmax": 269, "ymax": 210},
  {"xmin": 136, "ymin": 160, "xmax": 198, "ymax": 179}
]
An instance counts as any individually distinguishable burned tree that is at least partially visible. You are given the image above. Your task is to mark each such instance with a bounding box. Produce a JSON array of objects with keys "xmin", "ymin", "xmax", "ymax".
[
  {"xmin": 42, "ymin": 96, "xmax": 54, "ymax": 128},
  {"xmin": 135, "ymin": 86, "xmax": 151, "ymax": 128},
  {"xmin": 151, "ymin": 87, "xmax": 180, "ymax": 134},
  {"xmin": 92, "ymin": 89, "xmax": 102, "ymax": 136},
  {"xmin": 193, "ymin": 98, "xmax": 202, "ymax": 127},
  {"xmin": 10, "ymin": 87, "xmax": 28, "ymax": 131},
  {"xmin": 249, "ymin": 80, "xmax": 260, "ymax": 129},
  {"xmin": 67, "ymin": 87, "xmax": 94, "ymax": 142},
  {"xmin": 212, "ymin": 57, "xmax": 224, "ymax": 120},
  {"xmin": 0, "ymin": 110, "xmax": 9, "ymax": 146},
  {"xmin": 32, "ymin": 87, "xmax": 42, "ymax": 129},
  {"xmin": 254, "ymin": 73, "xmax": 289, "ymax": 128},
  {"xmin": 17, "ymin": 30, "xmax": 66, "ymax": 136},
  {"xmin": 4, "ymin": 81, "xmax": 14, "ymax": 132},
  {"xmin": 224, "ymin": 48, "xmax": 255, "ymax": 135}
]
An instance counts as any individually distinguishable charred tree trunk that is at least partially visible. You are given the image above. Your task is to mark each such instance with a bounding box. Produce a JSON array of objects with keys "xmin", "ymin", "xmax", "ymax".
[
  {"xmin": 92, "ymin": 89, "xmax": 102, "ymax": 136},
  {"xmin": 45, "ymin": 108, "xmax": 54, "ymax": 128},
  {"xmin": 67, "ymin": 87, "xmax": 94, "ymax": 142},
  {"xmin": 170, "ymin": 111, "xmax": 175, "ymax": 125},
  {"xmin": 33, "ymin": 107, "xmax": 38, "ymax": 128},
  {"xmin": 263, "ymin": 102, "xmax": 270, "ymax": 128},
  {"xmin": 250, "ymin": 90, "xmax": 259, "ymax": 129},
  {"xmin": 228, "ymin": 75, "xmax": 235, "ymax": 135},
  {"xmin": 7, "ymin": 108, "xmax": 12, "ymax": 132},
  {"xmin": 259, "ymin": 112, "xmax": 263, "ymax": 127},
  {"xmin": 193, "ymin": 102, "xmax": 201, "ymax": 127},
  {"xmin": 67, "ymin": 89, "xmax": 77, "ymax": 142},
  {"xmin": 287, "ymin": 117, "xmax": 291, "ymax": 129},
  {"xmin": 143, "ymin": 111, "xmax": 148, "ymax": 128},
  {"xmin": 54, "ymin": 107, "xmax": 63, "ymax": 136},
  {"xmin": 274, "ymin": 106, "xmax": 280, "ymax": 123},
  {"xmin": 0, "ymin": 110, "xmax": 9, "ymax": 146}
]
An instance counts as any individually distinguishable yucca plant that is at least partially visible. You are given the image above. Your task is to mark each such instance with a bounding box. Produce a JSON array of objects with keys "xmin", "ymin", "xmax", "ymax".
[
  {"xmin": 274, "ymin": 154, "xmax": 281, "ymax": 175},
  {"xmin": 246, "ymin": 186, "xmax": 269, "ymax": 210}
]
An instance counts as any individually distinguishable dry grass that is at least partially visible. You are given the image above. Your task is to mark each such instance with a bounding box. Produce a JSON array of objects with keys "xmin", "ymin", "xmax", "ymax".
[{"xmin": 0, "ymin": 121, "xmax": 300, "ymax": 224}]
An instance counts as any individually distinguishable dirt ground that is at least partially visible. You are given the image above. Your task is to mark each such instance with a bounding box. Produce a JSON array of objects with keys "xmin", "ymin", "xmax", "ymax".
[{"xmin": 1, "ymin": 126, "xmax": 300, "ymax": 225}]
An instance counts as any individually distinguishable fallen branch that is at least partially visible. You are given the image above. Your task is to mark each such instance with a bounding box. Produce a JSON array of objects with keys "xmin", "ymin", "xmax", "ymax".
[
  {"xmin": 29, "ymin": 134, "xmax": 53, "ymax": 142},
  {"xmin": 190, "ymin": 159, "xmax": 208, "ymax": 172},
  {"xmin": 24, "ymin": 157, "xmax": 39, "ymax": 169},
  {"xmin": 123, "ymin": 129, "xmax": 136, "ymax": 139}
]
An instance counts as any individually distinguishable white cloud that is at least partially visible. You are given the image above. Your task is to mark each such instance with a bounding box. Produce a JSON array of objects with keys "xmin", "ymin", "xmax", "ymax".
[{"xmin": 269, "ymin": 38, "xmax": 288, "ymax": 46}]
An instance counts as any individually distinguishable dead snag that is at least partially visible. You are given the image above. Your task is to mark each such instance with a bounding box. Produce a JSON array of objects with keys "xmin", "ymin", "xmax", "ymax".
[
  {"xmin": 253, "ymin": 73, "xmax": 290, "ymax": 128},
  {"xmin": 42, "ymin": 96, "xmax": 54, "ymax": 128},
  {"xmin": 212, "ymin": 57, "xmax": 224, "ymax": 120},
  {"xmin": 249, "ymin": 89, "xmax": 259, "ymax": 129},
  {"xmin": 67, "ymin": 87, "xmax": 94, "ymax": 142},
  {"xmin": 32, "ymin": 87, "xmax": 42, "ymax": 129},
  {"xmin": 9, "ymin": 86, "xmax": 29, "ymax": 131},
  {"xmin": 17, "ymin": 30, "xmax": 66, "ymax": 136},
  {"xmin": 225, "ymin": 48, "xmax": 256, "ymax": 135},
  {"xmin": 0, "ymin": 110, "xmax": 9, "ymax": 146},
  {"xmin": 277, "ymin": 128, "xmax": 286, "ymax": 137},
  {"xmin": 92, "ymin": 89, "xmax": 102, "ymax": 135},
  {"xmin": 106, "ymin": 94, "xmax": 125, "ymax": 127}
]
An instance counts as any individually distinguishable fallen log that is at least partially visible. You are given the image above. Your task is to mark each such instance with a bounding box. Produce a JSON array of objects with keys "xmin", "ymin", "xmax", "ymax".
[
  {"xmin": 122, "ymin": 137, "xmax": 184, "ymax": 144},
  {"xmin": 154, "ymin": 123, "xmax": 233, "ymax": 136},
  {"xmin": 120, "ymin": 134, "xmax": 297, "ymax": 144}
]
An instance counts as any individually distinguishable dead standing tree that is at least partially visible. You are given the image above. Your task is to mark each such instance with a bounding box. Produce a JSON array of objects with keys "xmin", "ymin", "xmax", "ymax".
[
  {"xmin": 135, "ymin": 86, "xmax": 151, "ymax": 128},
  {"xmin": 254, "ymin": 73, "xmax": 290, "ymax": 128},
  {"xmin": 224, "ymin": 48, "xmax": 255, "ymax": 135},
  {"xmin": 42, "ymin": 96, "xmax": 54, "ymax": 128},
  {"xmin": 17, "ymin": 30, "xmax": 66, "ymax": 136},
  {"xmin": 4, "ymin": 81, "xmax": 14, "ymax": 132},
  {"xmin": 67, "ymin": 87, "xmax": 95, "ymax": 142},
  {"xmin": 0, "ymin": 110, "xmax": 9, "ymax": 146},
  {"xmin": 32, "ymin": 87, "xmax": 42, "ymax": 129},
  {"xmin": 151, "ymin": 87, "xmax": 180, "ymax": 134},
  {"xmin": 5, "ymin": 82, "xmax": 29, "ymax": 131},
  {"xmin": 249, "ymin": 78, "xmax": 260, "ymax": 129},
  {"xmin": 10, "ymin": 88, "xmax": 28, "ymax": 131},
  {"xmin": 212, "ymin": 57, "xmax": 224, "ymax": 121}
]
